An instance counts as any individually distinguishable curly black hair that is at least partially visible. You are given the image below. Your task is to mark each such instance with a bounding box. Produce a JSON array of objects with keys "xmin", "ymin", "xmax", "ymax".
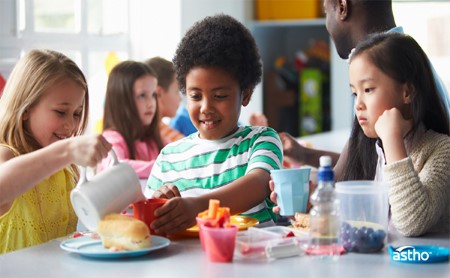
[{"xmin": 173, "ymin": 14, "xmax": 262, "ymax": 95}]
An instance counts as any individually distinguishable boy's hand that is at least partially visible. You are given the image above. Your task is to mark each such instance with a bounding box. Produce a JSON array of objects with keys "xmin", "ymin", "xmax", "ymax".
[
  {"xmin": 269, "ymin": 179, "xmax": 281, "ymax": 214},
  {"xmin": 152, "ymin": 184, "xmax": 181, "ymax": 199},
  {"xmin": 269, "ymin": 177, "xmax": 314, "ymax": 214},
  {"xmin": 151, "ymin": 197, "xmax": 198, "ymax": 234}
]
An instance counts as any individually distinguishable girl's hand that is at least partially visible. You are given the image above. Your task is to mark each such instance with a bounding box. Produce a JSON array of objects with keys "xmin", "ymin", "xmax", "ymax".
[
  {"xmin": 68, "ymin": 134, "xmax": 111, "ymax": 167},
  {"xmin": 374, "ymin": 108, "xmax": 412, "ymax": 163},
  {"xmin": 151, "ymin": 197, "xmax": 199, "ymax": 234},
  {"xmin": 374, "ymin": 108, "xmax": 413, "ymax": 142},
  {"xmin": 152, "ymin": 184, "xmax": 181, "ymax": 199}
]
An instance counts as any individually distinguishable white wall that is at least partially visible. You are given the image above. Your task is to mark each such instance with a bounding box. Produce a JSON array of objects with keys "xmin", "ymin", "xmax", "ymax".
[
  {"xmin": 128, "ymin": 0, "xmax": 261, "ymax": 125},
  {"xmin": 129, "ymin": 0, "xmax": 181, "ymax": 62},
  {"xmin": 330, "ymin": 41, "xmax": 352, "ymax": 131}
]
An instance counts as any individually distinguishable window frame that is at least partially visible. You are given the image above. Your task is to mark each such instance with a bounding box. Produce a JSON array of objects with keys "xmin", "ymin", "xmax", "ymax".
[{"xmin": 0, "ymin": 0, "xmax": 130, "ymax": 79}]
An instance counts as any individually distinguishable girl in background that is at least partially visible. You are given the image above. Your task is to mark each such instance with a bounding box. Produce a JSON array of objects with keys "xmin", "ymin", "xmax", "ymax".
[
  {"xmin": 342, "ymin": 32, "xmax": 449, "ymax": 236},
  {"xmin": 0, "ymin": 49, "xmax": 111, "ymax": 254},
  {"xmin": 97, "ymin": 61, "xmax": 164, "ymax": 179}
]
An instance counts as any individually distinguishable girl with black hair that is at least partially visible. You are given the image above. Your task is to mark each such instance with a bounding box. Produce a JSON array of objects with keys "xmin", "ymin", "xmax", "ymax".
[{"xmin": 344, "ymin": 32, "xmax": 449, "ymax": 236}]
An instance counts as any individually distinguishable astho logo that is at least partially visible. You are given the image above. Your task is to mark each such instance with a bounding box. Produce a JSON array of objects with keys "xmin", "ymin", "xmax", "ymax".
[{"xmin": 391, "ymin": 246, "xmax": 431, "ymax": 262}]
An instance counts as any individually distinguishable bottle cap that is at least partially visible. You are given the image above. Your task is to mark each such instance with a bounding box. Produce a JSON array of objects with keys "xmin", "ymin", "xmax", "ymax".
[
  {"xmin": 319, "ymin": 156, "xmax": 332, "ymax": 167},
  {"xmin": 318, "ymin": 156, "xmax": 333, "ymax": 182}
]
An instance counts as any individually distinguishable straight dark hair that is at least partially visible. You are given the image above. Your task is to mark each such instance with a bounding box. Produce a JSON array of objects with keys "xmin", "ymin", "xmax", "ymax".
[
  {"xmin": 103, "ymin": 61, "xmax": 164, "ymax": 159},
  {"xmin": 341, "ymin": 32, "xmax": 449, "ymax": 181}
]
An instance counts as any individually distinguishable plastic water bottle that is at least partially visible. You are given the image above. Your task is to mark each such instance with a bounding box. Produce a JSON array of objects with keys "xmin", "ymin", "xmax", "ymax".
[{"xmin": 307, "ymin": 156, "xmax": 342, "ymax": 259}]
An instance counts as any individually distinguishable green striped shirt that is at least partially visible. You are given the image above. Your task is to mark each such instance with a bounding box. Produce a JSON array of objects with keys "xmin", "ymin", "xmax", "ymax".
[{"xmin": 146, "ymin": 126, "xmax": 282, "ymax": 224}]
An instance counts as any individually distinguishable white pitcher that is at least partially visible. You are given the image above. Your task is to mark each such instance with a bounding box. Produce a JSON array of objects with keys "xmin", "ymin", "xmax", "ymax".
[{"xmin": 70, "ymin": 150, "xmax": 145, "ymax": 231}]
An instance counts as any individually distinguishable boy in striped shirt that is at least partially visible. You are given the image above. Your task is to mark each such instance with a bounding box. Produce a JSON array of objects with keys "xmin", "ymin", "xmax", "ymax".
[{"xmin": 145, "ymin": 14, "xmax": 283, "ymax": 235}]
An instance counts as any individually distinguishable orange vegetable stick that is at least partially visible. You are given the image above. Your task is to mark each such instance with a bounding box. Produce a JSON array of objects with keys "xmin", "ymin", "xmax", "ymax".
[
  {"xmin": 222, "ymin": 207, "xmax": 230, "ymax": 221},
  {"xmin": 208, "ymin": 199, "xmax": 220, "ymax": 219}
]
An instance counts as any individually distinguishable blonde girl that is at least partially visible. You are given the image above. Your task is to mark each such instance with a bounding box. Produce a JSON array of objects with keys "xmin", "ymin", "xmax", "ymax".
[{"xmin": 0, "ymin": 49, "xmax": 111, "ymax": 254}]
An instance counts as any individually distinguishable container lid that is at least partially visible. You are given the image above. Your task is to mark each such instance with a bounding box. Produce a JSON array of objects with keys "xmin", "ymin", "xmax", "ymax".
[
  {"xmin": 388, "ymin": 245, "xmax": 450, "ymax": 263},
  {"xmin": 335, "ymin": 180, "xmax": 388, "ymax": 194}
]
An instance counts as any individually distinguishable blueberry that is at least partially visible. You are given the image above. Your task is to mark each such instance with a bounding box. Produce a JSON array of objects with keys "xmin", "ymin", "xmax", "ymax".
[
  {"xmin": 368, "ymin": 235, "xmax": 383, "ymax": 252},
  {"xmin": 375, "ymin": 229, "xmax": 386, "ymax": 241},
  {"xmin": 341, "ymin": 222, "xmax": 351, "ymax": 231},
  {"xmin": 359, "ymin": 226, "xmax": 367, "ymax": 235},
  {"xmin": 349, "ymin": 241, "xmax": 357, "ymax": 252},
  {"xmin": 349, "ymin": 227, "xmax": 358, "ymax": 240},
  {"xmin": 368, "ymin": 231, "xmax": 376, "ymax": 241},
  {"xmin": 341, "ymin": 228, "xmax": 351, "ymax": 241},
  {"xmin": 344, "ymin": 224, "xmax": 386, "ymax": 253},
  {"xmin": 356, "ymin": 227, "xmax": 367, "ymax": 241},
  {"xmin": 343, "ymin": 240, "xmax": 352, "ymax": 251}
]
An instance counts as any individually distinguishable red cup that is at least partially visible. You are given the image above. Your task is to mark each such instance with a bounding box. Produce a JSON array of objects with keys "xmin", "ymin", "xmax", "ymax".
[
  {"xmin": 201, "ymin": 225, "xmax": 238, "ymax": 262},
  {"xmin": 133, "ymin": 198, "xmax": 167, "ymax": 236}
]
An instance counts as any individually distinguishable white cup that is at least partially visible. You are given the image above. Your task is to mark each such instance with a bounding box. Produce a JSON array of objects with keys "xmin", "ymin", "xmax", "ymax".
[{"xmin": 70, "ymin": 150, "xmax": 145, "ymax": 231}]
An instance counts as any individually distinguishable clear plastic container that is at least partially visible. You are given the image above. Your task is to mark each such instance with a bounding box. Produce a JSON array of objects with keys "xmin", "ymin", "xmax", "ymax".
[
  {"xmin": 235, "ymin": 226, "xmax": 308, "ymax": 259},
  {"xmin": 335, "ymin": 181, "xmax": 389, "ymax": 253}
]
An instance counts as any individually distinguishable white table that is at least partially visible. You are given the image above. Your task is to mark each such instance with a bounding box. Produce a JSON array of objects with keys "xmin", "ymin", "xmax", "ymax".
[
  {"xmin": 299, "ymin": 128, "xmax": 350, "ymax": 153},
  {"xmin": 1, "ymin": 229, "xmax": 448, "ymax": 278}
]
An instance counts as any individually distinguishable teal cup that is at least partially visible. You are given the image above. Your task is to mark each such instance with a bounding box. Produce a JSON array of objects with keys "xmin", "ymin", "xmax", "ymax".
[{"xmin": 271, "ymin": 168, "xmax": 311, "ymax": 216}]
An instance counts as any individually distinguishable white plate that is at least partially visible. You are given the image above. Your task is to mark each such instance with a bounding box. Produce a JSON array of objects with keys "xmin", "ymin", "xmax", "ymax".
[{"xmin": 60, "ymin": 235, "xmax": 170, "ymax": 259}]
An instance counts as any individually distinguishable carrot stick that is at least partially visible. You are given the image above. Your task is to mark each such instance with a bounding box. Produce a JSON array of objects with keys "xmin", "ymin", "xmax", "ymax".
[{"xmin": 208, "ymin": 199, "xmax": 220, "ymax": 219}]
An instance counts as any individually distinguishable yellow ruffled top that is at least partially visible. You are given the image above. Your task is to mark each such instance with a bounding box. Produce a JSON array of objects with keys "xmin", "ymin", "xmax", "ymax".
[{"xmin": 0, "ymin": 144, "xmax": 78, "ymax": 254}]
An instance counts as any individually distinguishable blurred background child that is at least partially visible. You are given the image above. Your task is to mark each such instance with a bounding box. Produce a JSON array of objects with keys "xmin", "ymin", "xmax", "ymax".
[
  {"xmin": 145, "ymin": 14, "xmax": 283, "ymax": 235},
  {"xmin": 145, "ymin": 56, "xmax": 184, "ymax": 143},
  {"xmin": 97, "ymin": 61, "xmax": 164, "ymax": 179},
  {"xmin": 170, "ymin": 104, "xmax": 197, "ymax": 136},
  {"xmin": 0, "ymin": 49, "xmax": 111, "ymax": 254}
]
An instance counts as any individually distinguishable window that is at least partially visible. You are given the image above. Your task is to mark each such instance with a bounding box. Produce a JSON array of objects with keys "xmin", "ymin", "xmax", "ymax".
[
  {"xmin": 32, "ymin": 0, "xmax": 79, "ymax": 33},
  {"xmin": 393, "ymin": 1, "xmax": 450, "ymax": 91},
  {"xmin": 0, "ymin": 0, "xmax": 130, "ymax": 132}
]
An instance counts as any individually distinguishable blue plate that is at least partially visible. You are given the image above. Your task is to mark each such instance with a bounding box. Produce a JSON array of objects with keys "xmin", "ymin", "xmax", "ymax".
[
  {"xmin": 60, "ymin": 235, "xmax": 170, "ymax": 259},
  {"xmin": 388, "ymin": 245, "xmax": 450, "ymax": 264}
]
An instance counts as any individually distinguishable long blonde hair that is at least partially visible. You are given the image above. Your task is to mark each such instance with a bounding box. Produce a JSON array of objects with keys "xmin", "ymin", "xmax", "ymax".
[{"xmin": 0, "ymin": 49, "xmax": 89, "ymax": 157}]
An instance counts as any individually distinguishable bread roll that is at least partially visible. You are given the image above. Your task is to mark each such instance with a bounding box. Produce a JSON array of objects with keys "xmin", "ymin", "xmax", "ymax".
[
  {"xmin": 292, "ymin": 212, "xmax": 310, "ymax": 231},
  {"xmin": 97, "ymin": 214, "xmax": 151, "ymax": 250}
]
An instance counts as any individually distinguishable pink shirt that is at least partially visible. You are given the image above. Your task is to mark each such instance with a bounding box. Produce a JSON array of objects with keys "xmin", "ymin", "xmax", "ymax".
[{"xmin": 97, "ymin": 130, "xmax": 161, "ymax": 179}]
